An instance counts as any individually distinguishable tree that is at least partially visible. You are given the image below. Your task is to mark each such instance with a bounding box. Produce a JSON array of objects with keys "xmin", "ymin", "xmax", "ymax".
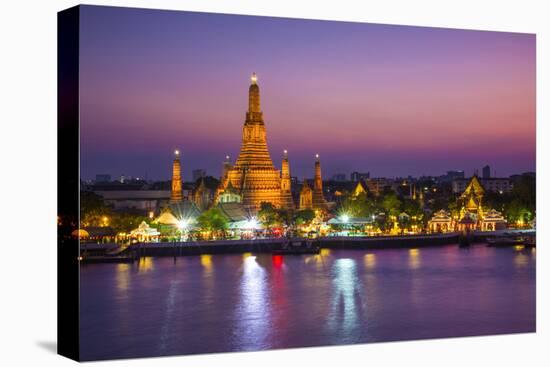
[
  {"xmin": 258, "ymin": 202, "xmax": 279, "ymax": 228},
  {"xmin": 294, "ymin": 209, "xmax": 315, "ymax": 226},
  {"xmin": 381, "ymin": 192, "xmax": 401, "ymax": 217},
  {"xmin": 80, "ymin": 191, "xmax": 112, "ymax": 227},
  {"xmin": 197, "ymin": 207, "xmax": 229, "ymax": 238},
  {"xmin": 276, "ymin": 209, "xmax": 293, "ymax": 227},
  {"xmin": 402, "ymin": 199, "xmax": 422, "ymax": 219},
  {"xmin": 110, "ymin": 212, "xmax": 148, "ymax": 233},
  {"xmin": 504, "ymin": 198, "xmax": 532, "ymax": 224}
]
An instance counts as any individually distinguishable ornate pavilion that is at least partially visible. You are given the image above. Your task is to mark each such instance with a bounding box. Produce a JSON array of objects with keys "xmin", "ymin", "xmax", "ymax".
[{"xmin": 428, "ymin": 209, "xmax": 453, "ymax": 233}]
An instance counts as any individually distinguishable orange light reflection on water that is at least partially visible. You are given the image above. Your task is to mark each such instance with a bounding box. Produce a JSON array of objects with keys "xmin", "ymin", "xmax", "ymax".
[{"xmin": 409, "ymin": 248, "xmax": 421, "ymax": 270}]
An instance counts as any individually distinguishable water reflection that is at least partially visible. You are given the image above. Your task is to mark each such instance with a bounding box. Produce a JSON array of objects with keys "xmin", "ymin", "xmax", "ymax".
[
  {"xmin": 364, "ymin": 253, "xmax": 376, "ymax": 269},
  {"xmin": 234, "ymin": 256, "xmax": 270, "ymax": 349},
  {"xmin": 137, "ymin": 257, "xmax": 154, "ymax": 273},
  {"xmin": 408, "ymin": 248, "xmax": 421, "ymax": 270},
  {"xmin": 158, "ymin": 280, "xmax": 179, "ymax": 353},
  {"xmin": 116, "ymin": 263, "xmax": 130, "ymax": 291},
  {"xmin": 80, "ymin": 245, "xmax": 536, "ymax": 360},
  {"xmin": 320, "ymin": 248, "xmax": 331, "ymax": 256},
  {"xmin": 272, "ymin": 255, "xmax": 284, "ymax": 269},
  {"xmin": 327, "ymin": 258, "xmax": 364, "ymax": 341},
  {"xmin": 201, "ymin": 254, "xmax": 213, "ymax": 274},
  {"xmin": 304, "ymin": 248, "xmax": 330, "ymax": 269},
  {"xmin": 514, "ymin": 253, "xmax": 529, "ymax": 268}
]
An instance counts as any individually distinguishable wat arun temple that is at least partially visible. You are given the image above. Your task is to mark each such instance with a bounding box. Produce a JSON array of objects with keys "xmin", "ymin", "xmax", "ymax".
[{"xmin": 166, "ymin": 73, "xmax": 327, "ymax": 217}]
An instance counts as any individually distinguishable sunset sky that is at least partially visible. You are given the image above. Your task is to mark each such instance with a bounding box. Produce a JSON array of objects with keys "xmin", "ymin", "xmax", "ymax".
[{"xmin": 79, "ymin": 5, "xmax": 536, "ymax": 181}]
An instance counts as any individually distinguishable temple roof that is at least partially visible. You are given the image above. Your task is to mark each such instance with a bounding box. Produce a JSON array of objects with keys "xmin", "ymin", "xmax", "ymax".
[
  {"xmin": 466, "ymin": 196, "xmax": 480, "ymax": 210},
  {"xmin": 217, "ymin": 202, "xmax": 249, "ymax": 222},
  {"xmin": 155, "ymin": 200, "xmax": 202, "ymax": 225},
  {"xmin": 483, "ymin": 208, "xmax": 506, "ymax": 221},
  {"xmin": 352, "ymin": 181, "xmax": 368, "ymax": 196},
  {"xmin": 462, "ymin": 175, "xmax": 485, "ymax": 198}
]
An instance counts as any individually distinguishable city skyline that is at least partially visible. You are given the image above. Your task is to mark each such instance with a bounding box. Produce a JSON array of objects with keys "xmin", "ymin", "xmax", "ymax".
[{"xmin": 80, "ymin": 6, "xmax": 535, "ymax": 180}]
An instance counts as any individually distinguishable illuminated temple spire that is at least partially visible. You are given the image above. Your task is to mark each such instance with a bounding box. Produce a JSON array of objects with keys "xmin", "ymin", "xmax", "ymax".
[
  {"xmin": 170, "ymin": 149, "xmax": 183, "ymax": 202},
  {"xmin": 222, "ymin": 73, "xmax": 282, "ymax": 212},
  {"xmin": 312, "ymin": 154, "xmax": 327, "ymax": 211},
  {"xmin": 222, "ymin": 155, "xmax": 232, "ymax": 179},
  {"xmin": 280, "ymin": 149, "xmax": 295, "ymax": 211},
  {"xmin": 248, "ymin": 72, "xmax": 260, "ymax": 114}
]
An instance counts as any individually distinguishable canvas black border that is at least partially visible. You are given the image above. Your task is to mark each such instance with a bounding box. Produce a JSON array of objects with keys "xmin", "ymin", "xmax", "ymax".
[{"xmin": 57, "ymin": 5, "xmax": 80, "ymax": 361}]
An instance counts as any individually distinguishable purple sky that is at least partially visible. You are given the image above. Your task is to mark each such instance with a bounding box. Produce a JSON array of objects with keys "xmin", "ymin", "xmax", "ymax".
[{"xmin": 79, "ymin": 5, "xmax": 535, "ymax": 181}]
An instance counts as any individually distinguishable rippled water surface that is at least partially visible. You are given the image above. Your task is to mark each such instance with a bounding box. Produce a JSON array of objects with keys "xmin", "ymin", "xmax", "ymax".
[{"xmin": 80, "ymin": 244, "xmax": 536, "ymax": 360}]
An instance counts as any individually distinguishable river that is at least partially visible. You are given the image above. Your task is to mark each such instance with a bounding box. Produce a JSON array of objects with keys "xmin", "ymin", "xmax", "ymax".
[{"xmin": 80, "ymin": 243, "xmax": 535, "ymax": 361}]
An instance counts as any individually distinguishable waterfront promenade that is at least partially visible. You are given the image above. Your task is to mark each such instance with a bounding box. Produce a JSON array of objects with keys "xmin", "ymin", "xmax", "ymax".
[
  {"xmin": 79, "ymin": 229, "xmax": 536, "ymax": 262},
  {"xmin": 117, "ymin": 232, "xmax": 461, "ymax": 257}
]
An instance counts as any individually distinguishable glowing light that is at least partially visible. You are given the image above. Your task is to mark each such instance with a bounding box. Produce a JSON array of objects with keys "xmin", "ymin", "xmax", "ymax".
[
  {"xmin": 177, "ymin": 219, "xmax": 189, "ymax": 230},
  {"xmin": 315, "ymin": 153, "xmax": 319, "ymax": 159},
  {"xmin": 340, "ymin": 214, "xmax": 350, "ymax": 223},
  {"xmin": 148, "ymin": 211, "xmax": 154, "ymax": 219},
  {"xmin": 174, "ymin": 149, "xmax": 179, "ymax": 156},
  {"xmin": 251, "ymin": 72, "xmax": 257, "ymax": 83},
  {"xmin": 245, "ymin": 217, "xmax": 258, "ymax": 230}
]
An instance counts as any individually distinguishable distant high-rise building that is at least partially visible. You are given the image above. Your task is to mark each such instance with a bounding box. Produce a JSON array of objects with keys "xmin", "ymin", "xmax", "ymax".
[
  {"xmin": 192, "ymin": 169, "xmax": 206, "ymax": 182},
  {"xmin": 367, "ymin": 177, "xmax": 393, "ymax": 195},
  {"xmin": 331, "ymin": 173, "xmax": 346, "ymax": 182},
  {"xmin": 452, "ymin": 177, "xmax": 512, "ymax": 194},
  {"xmin": 351, "ymin": 171, "xmax": 370, "ymax": 182},
  {"xmin": 95, "ymin": 174, "xmax": 111, "ymax": 183},
  {"xmin": 440, "ymin": 170, "xmax": 464, "ymax": 183},
  {"xmin": 482, "ymin": 165, "xmax": 491, "ymax": 179}
]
